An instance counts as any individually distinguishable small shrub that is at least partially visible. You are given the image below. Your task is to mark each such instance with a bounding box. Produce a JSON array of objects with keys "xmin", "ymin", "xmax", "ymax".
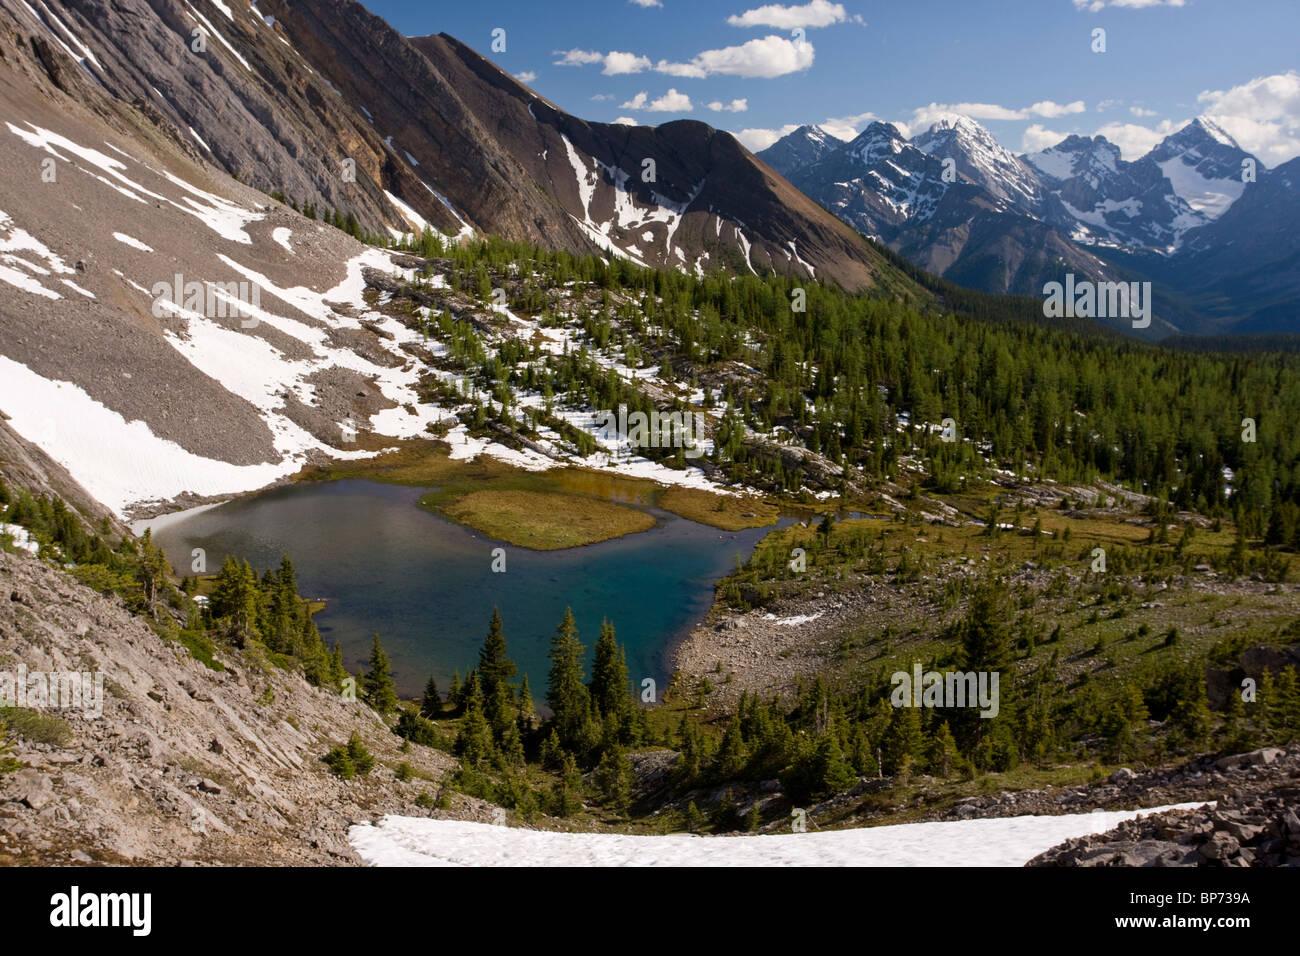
[{"xmin": 0, "ymin": 707, "xmax": 72, "ymax": 748}]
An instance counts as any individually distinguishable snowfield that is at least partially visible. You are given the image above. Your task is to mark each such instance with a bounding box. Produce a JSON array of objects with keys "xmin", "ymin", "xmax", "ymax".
[{"xmin": 350, "ymin": 803, "xmax": 1209, "ymax": 867}]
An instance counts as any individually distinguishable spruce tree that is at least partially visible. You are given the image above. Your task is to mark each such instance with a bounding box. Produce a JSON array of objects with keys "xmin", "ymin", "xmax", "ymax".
[
  {"xmin": 881, "ymin": 703, "xmax": 923, "ymax": 777},
  {"xmin": 928, "ymin": 721, "xmax": 959, "ymax": 778},
  {"xmin": 478, "ymin": 608, "xmax": 518, "ymax": 736},
  {"xmin": 546, "ymin": 607, "xmax": 590, "ymax": 750},
  {"xmin": 209, "ymin": 557, "xmax": 261, "ymax": 648},
  {"xmin": 517, "ymin": 674, "xmax": 536, "ymax": 730},
  {"xmin": 362, "ymin": 634, "xmax": 399, "ymax": 717},
  {"xmin": 594, "ymin": 745, "xmax": 634, "ymax": 813},
  {"xmin": 454, "ymin": 691, "xmax": 494, "ymax": 768},
  {"xmin": 420, "ymin": 676, "xmax": 442, "ymax": 718},
  {"xmin": 590, "ymin": 619, "xmax": 632, "ymax": 732}
]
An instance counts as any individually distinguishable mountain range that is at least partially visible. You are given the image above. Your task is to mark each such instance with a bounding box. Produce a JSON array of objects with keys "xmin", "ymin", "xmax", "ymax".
[
  {"xmin": 759, "ymin": 115, "xmax": 1300, "ymax": 337},
  {"xmin": 6, "ymin": 0, "xmax": 919, "ymax": 294}
]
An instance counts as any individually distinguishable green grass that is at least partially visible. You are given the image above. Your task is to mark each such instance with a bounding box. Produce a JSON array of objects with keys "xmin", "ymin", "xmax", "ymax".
[
  {"xmin": 174, "ymin": 628, "xmax": 225, "ymax": 672},
  {"xmin": 657, "ymin": 486, "xmax": 778, "ymax": 531},
  {"xmin": 0, "ymin": 707, "xmax": 73, "ymax": 747},
  {"xmin": 437, "ymin": 489, "xmax": 656, "ymax": 549}
]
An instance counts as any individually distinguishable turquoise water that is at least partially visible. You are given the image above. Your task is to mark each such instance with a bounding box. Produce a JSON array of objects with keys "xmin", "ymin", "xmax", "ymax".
[{"xmin": 150, "ymin": 479, "xmax": 782, "ymax": 698}]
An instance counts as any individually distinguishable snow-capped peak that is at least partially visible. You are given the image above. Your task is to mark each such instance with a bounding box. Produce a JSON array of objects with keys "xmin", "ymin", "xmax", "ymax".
[
  {"xmin": 845, "ymin": 121, "xmax": 906, "ymax": 165},
  {"xmin": 911, "ymin": 114, "xmax": 1041, "ymax": 210},
  {"xmin": 1187, "ymin": 117, "xmax": 1241, "ymax": 150}
]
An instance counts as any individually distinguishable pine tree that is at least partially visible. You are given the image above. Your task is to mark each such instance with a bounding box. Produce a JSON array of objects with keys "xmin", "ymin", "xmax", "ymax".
[
  {"xmin": 362, "ymin": 634, "xmax": 398, "ymax": 717},
  {"xmin": 714, "ymin": 715, "xmax": 748, "ymax": 778},
  {"xmin": 550, "ymin": 750, "xmax": 584, "ymax": 817},
  {"xmin": 546, "ymin": 607, "xmax": 591, "ymax": 750},
  {"xmin": 811, "ymin": 730, "xmax": 856, "ymax": 795},
  {"xmin": 453, "ymin": 685, "xmax": 495, "ymax": 769},
  {"xmin": 928, "ymin": 721, "xmax": 959, "ymax": 778},
  {"xmin": 328, "ymin": 643, "xmax": 348, "ymax": 688},
  {"xmin": 517, "ymin": 674, "xmax": 536, "ymax": 730},
  {"xmin": 881, "ymin": 703, "xmax": 923, "ymax": 777},
  {"xmin": 209, "ymin": 557, "xmax": 261, "ymax": 648},
  {"xmin": 960, "ymin": 580, "xmax": 1011, "ymax": 672},
  {"xmin": 595, "ymin": 745, "xmax": 634, "ymax": 813},
  {"xmin": 590, "ymin": 619, "xmax": 632, "ymax": 735},
  {"xmin": 420, "ymin": 676, "xmax": 442, "ymax": 718},
  {"xmin": 135, "ymin": 528, "xmax": 169, "ymax": 621},
  {"xmin": 448, "ymin": 670, "xmax": 462, "ymax": 710},
  {"xmin": 500, "ymin": 721, "xmax": 526, "ymax": 768},
  {"xmin": 684, "ymin": 800, "xmax": 704, "ymax": 833},
  {"xmin": 478, "ymin": 608, "xmax": 518, "ymax": 737}
]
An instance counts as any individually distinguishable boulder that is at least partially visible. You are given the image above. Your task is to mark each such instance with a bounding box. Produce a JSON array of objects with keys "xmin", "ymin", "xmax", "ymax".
[{"xmin": 5, "ymin": 769, "xmax": 54, "ymax": 810}]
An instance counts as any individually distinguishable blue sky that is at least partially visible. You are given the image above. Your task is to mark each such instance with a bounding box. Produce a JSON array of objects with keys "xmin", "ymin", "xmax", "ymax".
[{"xmin": 359, "ymin": 0, "xmax": 1300, "ymax": 165}]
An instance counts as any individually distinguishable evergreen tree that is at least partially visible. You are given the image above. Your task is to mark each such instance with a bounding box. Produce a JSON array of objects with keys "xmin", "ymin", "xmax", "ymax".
[
  {"xmin": 881, "ymin": 703, "xmax": 923, "ymax": 776},
  {"xmin": 546, "ymin": 607, "xmax": 591, "ymax": 750},
  {"xmin": 453, "ymin": 685, "xmax": 495, "ymax": 768},
  {"xmin": 476, "ymin": 608, "xmax": 519, "ymax": 739},
  {"xmin": 362, "ymin": 634, "xmax": 399, "ymax": 717},
  {"xmin": 594, "ymin": 744, "xmax": 634, "ymax": 813},
  {"xmin": 420, "ymin": 676, "xmax": 442, "ymax": 718},
  {"xmin": 517, "ymin": 674, "xmax": 536, "ymax": 730},
  {"xmin": 209, "ymin": 556, "xmax": 261, "ymax": 648},
  {"xmin": 135, "ymin": 528, "xmax": 169, "ymax": 621},
  {"xmin": 590, "ymin": 620, "xmax": 633, "ymax": 736},
  {"xmin": 928, "ymin": 721, "xmax": 959, "ymax": 778},
  {"xmin": 550, "ymin": 751, "xmax": 584, "ymax": 817},
  {"xmin": 811, "ymin": 730, "xmax": 856, "ymax": 795}
]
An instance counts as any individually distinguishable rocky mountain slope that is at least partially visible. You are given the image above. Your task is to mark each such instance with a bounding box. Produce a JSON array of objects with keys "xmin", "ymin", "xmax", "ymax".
[
  {"xmin": 2, "ymin": 0, "xmax": 904, "ymax": 290},
  {"xmin": 0, "ymin": 546, "xmax": 466, "ymax": 864},
  {"xmin": 1028, "ymin": 747, "xmax": 1300, "ymax": 866}
]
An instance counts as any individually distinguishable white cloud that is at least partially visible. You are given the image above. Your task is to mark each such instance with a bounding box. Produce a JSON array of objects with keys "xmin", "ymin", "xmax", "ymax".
[
  {"xmin": 1096, "ymin": 98, "xmax": 1121, "ymax": 112},
  {"xmin": 514, "ymin": 71, "xmax": 537, "ymax": 84},
  {"xmin": 590, "ymin": 93, "xmax": 614, "ymax": 101},
  {"xmin": 1130, "ymin": 106, "xmax": 1157, "ymax": 117},
  {"xmin": 708, "ymin": 98, "xmax": 749, "ymax": 113},
  {"xmin": 733, "ymin": 124, "xmax": 800, "ymax": 151},
  {"xmin": 726, "ymin": 0, "xmax": 848, "ymax": 29},
  {"xmin": 1197, "ymin": 71, "xmax": 1300, "ymax": 166},
  {"xmin": 628, "ymin": 0, "xmax": 662, "ymax": 7},
  {"xmin": 1094, "ymin": 118, "xmax": 1184, "ymax": 160},
  {"xmin": 603, "ymin": 51, "xmax": 653, "ymax": 75},
  {"xmin": 1030, "ymin": 100, "xmax": 1086, "ymax": 118},
  {"xmin": 552, "ymin": 49, "xmax": 650, "ymax": 75},
  {"xmin": 613, "ymin": 116, "xmax": 639, "ymax": 125},
  {"xmin": 889, "ymin": 100, "xmax": 1087, "ymax": 137},
  {"xmin": 621, "ymin": 89, "xmax": 693, "ymax": 112},
  {"xmin": 903, "ymin": 100, "xmax": 1084, "ymax": 132},
  {"xmin": 1072, "ymin": 0, "xmax": 1186, "ymax": 10},
  {"xmin": 656, "ymin": 35, "xmax": 815, "ymax": 78},
  {"xmin": 1022, "ymin": 123, "xmax": 1069, "ymax": 153},
  {"xmin": 819, "ymin": 111, "xmax": 876, "ymax": 140},
  {"xmin": 553, "ymin": 49, "xmax": 604, "ymax": 67}
]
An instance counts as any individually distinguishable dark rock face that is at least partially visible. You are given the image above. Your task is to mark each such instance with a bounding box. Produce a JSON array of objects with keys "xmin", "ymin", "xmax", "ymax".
[
  {"xmin": 1027, "ymin": 746, "xmax": 1300, "ymax": 867},
  {"xmin": 2, "ymin": 0, "xmax": 907, "ymax": 292}
]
